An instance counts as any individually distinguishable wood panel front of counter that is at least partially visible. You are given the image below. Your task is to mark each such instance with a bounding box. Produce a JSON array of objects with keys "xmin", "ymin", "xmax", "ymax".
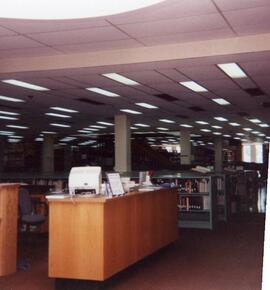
[
  {"xmin": 48, "ymin": 188, "xmax": 178, "ymax": 281},
  {"xmin": 0, "ymin": 183, "xmax": 19, "ymax": 276}
]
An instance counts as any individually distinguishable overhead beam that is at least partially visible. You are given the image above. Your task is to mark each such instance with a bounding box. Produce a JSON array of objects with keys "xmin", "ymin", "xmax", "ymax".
[{"xmin": 1, "ymin": 33, "xmax": 270, "ymax": 74}]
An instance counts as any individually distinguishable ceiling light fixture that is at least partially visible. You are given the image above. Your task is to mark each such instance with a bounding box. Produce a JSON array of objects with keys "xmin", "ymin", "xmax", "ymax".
[
  {"xmin": 135, "ymin": 103, "xmax": 158, "ymax": 109},
  {"xmin": 2, "ymin": 79, "xmax": 49, "ymax": 91},
  {"xmin": 0, "ymin": 110, "xmax": 20, "ymax": 116},
  {"xmin": 103, "ymin": 73, "xmax": 140, "ymax": 86},
  {"xmin": 229, "ymin": 122, "xmax": 240, "ymax": 127},
  {"xmin": 0, "ymin": 0, "xmax": 164, "ymax": 20},
  {"xmin": 195, "ymin": 121, "xmax": 209, "ymax": 125},
  {"xmin": 248, "ymin": 118, "xmax": 261, "ymax": 124},
  {"xmin": 134, "ymin": 123, "xmax": 150, "ymax": 127},
  {"xmin": 180, "ymin": 124, "xmax": 193, "ymax": 128},
  {"xmin": 86, "ymin": 87, "xmax": 120, "ymax": 97},
  {"xmin": 180, "ymin": 81, "xmax": 208, "ymax": 92},
  {"xmin": 217, "ymin": 63, "xmax": 247, "ymax": 78},
  {"xmin": 214, "ymin": 117, "xmax": 228, "ymax": 122},
  {"xmin": 6, "ymin": 125, "xmax": 28, "ymax": 129},
  {"xmin": 0, "ymin": 95, "xmax": 25, "ymax": 103},
  {"xmin": 45, "ymin": 113, "xmax": 71, "ymax": 118},
  {"xmin": 212, "ymin": 98, "xmax": 231, "ymax": 105},
  {"xmin": 97, "ymin": 122, "xmax": 114, "ymax": 126},
  {"xmin": 159, "ymin": 119, "xmax": 175, "ymax": 123},
  {"xmin": 0, "ymin": 116, "xmax": 19, "ymax": 120},
  {"xmin": 50, "ymin": 107, "xmax": 78, "ymax": 113},
  {"xmin": 120, "ymin": 109, "xmax": 142, "ymax": 115},
  {"xmin": 50, "ymin": 123, "xmax": 71, "ymax": 128}
]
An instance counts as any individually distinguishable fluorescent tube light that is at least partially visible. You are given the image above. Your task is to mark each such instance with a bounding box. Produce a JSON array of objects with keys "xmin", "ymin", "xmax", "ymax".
[
  {"xmin": 200, "ymin": 129, "xmax": 211, "ymax": 132},
  {"xmin": 97, "ymin": 122, "xmax": 114, "ymax": 126},
  {"xmin": 249, "ymin": 118, "xmax": 261, "ymax": 124},
  {"xmin": 223, "ymin": 135, "xmax": 231, "ymax": 138},
  {"xmin": 86, "ymin": 87, "xmax": 120, "ymax": 97},
  {"xmin": 0, "ymin": 95, "xmax": 25, "ymax": 102},
  {"xmin": 45, "ymin": 113, "xmax": 71, "ymax": 118},
  {"xmin": 50, "ymin": 123, "xmax": 71, "ymax": 128},
  {"xmin": 243, "ymin": 128, "xmax": 252, "ymax": 131},
  {"xmin": 213, "ymin": 132, "xmax": 222, "ymax": 135},
  {"xmin": 0, "ymin": 110, "xmax": 20, "ymax": 115},
  {"xmin": 120, "ymin": 109, "xmax": 142, "ymax": 114},
  {"xmin": 2, "ymin": 79, "xmax": 49, "ymax": 91},
  {"xmin": 180, "ymin": 81, "xmax": 208, "ymax": 92},
  {"xmin": 50, "ymin": 107, "xmax": 78, "ymax": 113},
  {"xmin": 0, "ymin": 130, "xmax": 14, "ymax": 135},
  {"xmin": 229, "ymin": 122, "xmax": 240, "ymax": 127},
  {"xmin": 0, "ymin": 116, "xmax": 19, "ymax": 120},
  {"xmin": 6, "ymin": 125, "xmax": 28, "ymax": 129},
  {"xmin": 217, "ymin": 63, "xmax": 247, "ymax": 79},
  {"xmin": 211, "ymin": 125, "xmax": 222, "ymax": 129},
  {"xmin": 130, "ymin": 127, "xmax": 138, "ymax": 130},
  {"xmin": 212, "ymin": 98, "xmax": 231, "ymax": 105},
  {"xmin": 159, "ymin": 119, "xmax": 175, "ymax": 123},
  {"xmin": 77, "ymin": 130, "xmax": 93, "ymax": 134},
  {"xmin": 195, "ymin": 121, "xmax": 209, "ymax": 125},
  {"xmin": 135, "ymin": 103, "xmax": 158, "ymax": 109},
  {"xmin": 180, "ymin": 124, "xmax": 193, "ymax": 128},
  {"xmin": 103, "ymin": 73, "xmax": 140, "ymax": 86},
  {"xmin": 134, "ymin": 123, "xmax": 150, "ymax": 127},
  {"xmin": 214, "ymin": 117, "xmax": 228, "ymax": 122},
  {"xmin": 41, "ymin": 131, "xmax": 56, "ymax": 134},
  {"xmin": 259, "ymin": 123, "xmax": 269, "ymax": 128},
  {"xmin": 236, "ymin": 133, "xmax": 245, "ymax": 136},
  {"xmin": 157, "ymin": 127, "xmax": 169, "ymax": 131},
  {"xmin": 89, "ymin": 125, "xmax": 106, "ymax": 129}
]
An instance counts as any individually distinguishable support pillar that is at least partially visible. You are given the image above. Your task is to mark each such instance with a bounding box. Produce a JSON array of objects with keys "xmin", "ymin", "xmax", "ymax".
[
  {"xmin": 0, "ymin": 138, "xmax": 6, "ymax": 173},
  {"xmin": 214, "ymin": 137, "xmax": 223, "ymax": 172},
  {"xmin": 41, "ymin": 135, "xmax": 55, "ymax": 174},
  {"xmin": 64, "ymin": 146, "xmax": 73, "ymax": 172},
  {"xmin": 114, "ymin": 114, "xmax": 131, "ymax": 172},
  {"xmin": 180, "ymin": 129, "xmax": 191, "ymax": 165}
]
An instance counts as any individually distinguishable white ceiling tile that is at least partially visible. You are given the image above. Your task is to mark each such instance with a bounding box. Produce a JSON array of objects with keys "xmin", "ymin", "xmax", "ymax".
[
  {"xmin": 28, "ymin": 26, "xmax": 129, "ymax": 46},
  {"xmin": 0, "ymin": 35, "xmax": 43, "ymax": 50},
  {"xmin": 54, "ymin": 39, "xmax": 142, "ymax": 54},
  {"xmin": 118, "ymin": 13, "xmax": 228, "ymax": 38},
  {"xmin": 214, "ymin": 0, "xmax": 270, "ymax": 11},
  {"xmin": 0, "ymin": 18, "xmax": 109, "ymax": 34},
  {"xmin": 139, "ymin": 28, "xmax": 235, "ymax": 46}
]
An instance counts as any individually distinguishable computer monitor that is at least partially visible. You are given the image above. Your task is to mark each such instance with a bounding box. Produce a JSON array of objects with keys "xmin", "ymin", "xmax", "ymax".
[{"xmin": 68, "ymin": 166, "xmax": 102, "ymax": 195}]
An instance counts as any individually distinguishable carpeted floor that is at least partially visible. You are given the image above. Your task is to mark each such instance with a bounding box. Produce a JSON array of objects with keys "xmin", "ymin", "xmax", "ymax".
[{"xmin": 0, "ymin": 213, "xmax": 265, "ymax": 290}]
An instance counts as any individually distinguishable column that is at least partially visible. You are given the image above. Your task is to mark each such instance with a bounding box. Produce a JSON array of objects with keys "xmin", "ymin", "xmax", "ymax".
[
  {"xmin": 41, "ymin": 134, "xmax": 55, "ymax": 174},
  {"xmin": 180, "ymin": 129, "xmax": 191, "ymax": 165},
  {"xmin": 64, "ymin": 146, "xmax": 73, "ymax": 172},
  {"xmin": 214, "ymin": 137, "xmax": 223, "ymax": 172},
  {"xmin": 114, "ymin": 114, "xmax": 131, "ymax": 172},
  {"xmin": 0, "ymin": 138, "xmax": 5, "ymax": 172}
]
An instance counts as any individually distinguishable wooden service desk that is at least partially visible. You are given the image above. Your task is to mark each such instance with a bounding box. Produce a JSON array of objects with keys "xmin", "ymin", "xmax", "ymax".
[
  {"xmin": 0, "ymin": 183, "xmax": 19, "ymax": 276},
  {"xmin": 47, "ymin": 188, "xmax": 178, "ymax": 281}
]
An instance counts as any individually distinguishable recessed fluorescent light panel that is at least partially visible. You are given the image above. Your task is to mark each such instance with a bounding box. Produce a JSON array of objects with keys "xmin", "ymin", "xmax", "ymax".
[
  {"xmin": 135, "ymin": 103, "xmax": 158, "ymax": 109},
  {"xmin": 159, "ymin": 119, "xmax": 175, "ymax": 123},
  {"xmin": 97, "ymin": 122, "xmax": 114, "ymax": 126},
  {"xmin": 213, "ymin": 132, "xmax": 222, "ymax": 135},
  {"xmin": 41, "ymin": 131, "xmax": 56, "ymax": 134},
  {"xmin": 229, "ymin": 122, "xmax": 240, "ymax": 127},
  {"xmin": 50, "ymin": 107, "xmax": 78, "ymax": 113},
  {"xmin": 180, "ymin": 124, "xmax": 193, "ymax": 128},
  {"xmin": 6, "ymin": 125, "xmax": 28, "ymax": 129},
  {"xmin": 211, "ymin": 125, "xmax": 222, "ymax": 129},
  {"xmin": 2, "ymin": 79, "xmax": 49, "ymax": 91},
  {"xmin": 217, "ymin": 63, "xmax": 247, "ymax": 79},
  {"xmin": 212, "ymin": 98, "xmax": 231, "ymax": 105},
  {"xmin": 195, "ymin": 121, "xmax": 209, "ymax": 125},
  {"xmin": 102, "ymin": 73, "xmax": 140, "ymax": 86},
  {"xmin": 89, "ymin": 125, "xmax": 106, "ymax": 129},
  {"xmin": 0, "ymin": 110, "xmax": 20, "ymax": 115},
  {"xmin": 214, "ymin": 117, "xmax": 228, "ymax": 122},
  {"xmin": 180, "ymin": 81, "xmax": 208, "ymax": 92},
  {"xmin": 45, "ymin": 113, "xmax": 71, "ymax": 118},
  {"xmin": 259, "ymin": 123, "xmax": 269, "ymax": 128},
  {"xmin": 249, "ymin": 118, "xmax": 261, "ymax": 124},
  {"xmin": 50, "ymin": 123, "xmax": 71, "ymax": 128},
  {"xmin": 120, "ymin": 109, "xmax": 142, "ymax": 114},
  {"xmin": 0, "ymin": 95, "xmax": 25, "ymax": 103},
  {"xmin": 200, "ymin": 129, "xmax": 211, "ymax": 132},
  {"xmin": 86, "ymin": 87, "xmax": 120, "ymax": 97},
  {"xmin": 243, "ymin": 128, "xmax": 252, "ymax": 131},
  {"xmin": 134, "ymin": 123, "xmax": 150, "ymax": 127},
  {"xmin": 0, "ymin": 116, "xmax": 19, "ymax": 120},
  {"xmin": 157, "ymin": 127, "xmax": 169, "ymax": 131},
  {"xmin": 0, "ymin": 130, "xmax": 14, "ymax": 135}
]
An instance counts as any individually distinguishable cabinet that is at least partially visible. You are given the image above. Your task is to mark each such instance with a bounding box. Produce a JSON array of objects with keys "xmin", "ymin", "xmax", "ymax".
[{"xmin": 153, "ymin": 172, "xmax": 227, "ymax": 230}]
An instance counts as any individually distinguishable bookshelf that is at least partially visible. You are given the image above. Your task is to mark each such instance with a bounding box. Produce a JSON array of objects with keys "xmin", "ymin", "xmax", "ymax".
[{"xmin": 152, "ymin": 172, "xmax": 227, "ymax": 230}]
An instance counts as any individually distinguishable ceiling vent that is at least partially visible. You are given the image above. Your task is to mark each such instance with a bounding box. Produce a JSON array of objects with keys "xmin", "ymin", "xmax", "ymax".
[
  {"xmin": 262, "ymin": 102, "xmax": 270, "ymax": 108},
  {"xmin": 76, "ymin": 98, "xmax": 105, "ymax": 105},
  {"xmin": 189, "ymin": 106, "xmax": 205, "ymax": 112},
  {"xmin": 154, "ymin": 94, "xmax": 178, "ymax": 102},
  {"xmin": 245, "ymin": 88, "xmax": 265, "ymax": 97}
]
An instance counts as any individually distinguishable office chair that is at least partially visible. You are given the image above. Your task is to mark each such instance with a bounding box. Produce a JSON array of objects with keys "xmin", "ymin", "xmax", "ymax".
[
  {"xmin": 18, "ymin": 187, "xmax": 47, "ymax": 270},
  {"xmin": 19, "ymin": 187, "xmax": 46, "ymax": 232}
]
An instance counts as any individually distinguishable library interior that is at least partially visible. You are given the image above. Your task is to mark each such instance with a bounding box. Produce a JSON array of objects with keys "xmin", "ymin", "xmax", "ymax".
[{"xmin": 0, "ymin": 1, "xmax": 269, "ymax": 290}]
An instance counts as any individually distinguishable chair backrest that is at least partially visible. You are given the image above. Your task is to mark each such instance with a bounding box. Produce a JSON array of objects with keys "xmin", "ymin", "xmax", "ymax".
[{"xmin": 19, "ymin": 188, "xmax": 32, "ymax": 216}]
